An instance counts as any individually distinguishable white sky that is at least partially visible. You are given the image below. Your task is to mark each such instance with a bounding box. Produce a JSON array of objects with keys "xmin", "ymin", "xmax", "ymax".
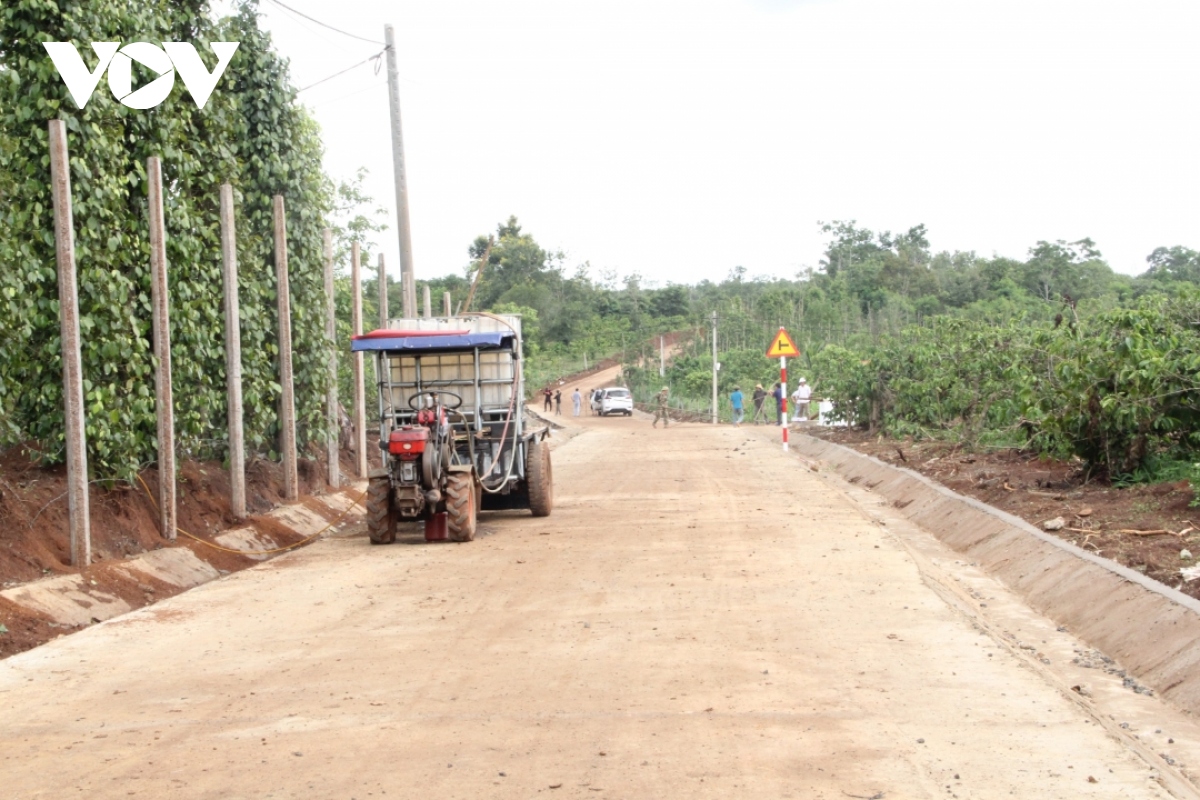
[{"xmin": 241, "ymin": 0, "xmax": 1200, "ymax": 285}]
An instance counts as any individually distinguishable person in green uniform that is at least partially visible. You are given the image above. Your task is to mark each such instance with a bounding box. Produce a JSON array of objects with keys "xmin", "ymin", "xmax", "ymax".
[{"xmin": 652, "ymin": 386, "xmax": 670, "ymax": 428}]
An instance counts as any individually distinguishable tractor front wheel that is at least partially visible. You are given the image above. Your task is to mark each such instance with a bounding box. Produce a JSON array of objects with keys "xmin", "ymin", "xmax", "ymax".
[
  {"xmin": 446, "ymin": 472, "xmax": 478, "ymax": 542},
  {"xmin": 366, "ymin": 470, "xmax": 396, "ymax": 544}
]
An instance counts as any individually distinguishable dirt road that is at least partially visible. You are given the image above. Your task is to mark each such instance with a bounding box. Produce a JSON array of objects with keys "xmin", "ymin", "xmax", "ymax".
[{"xmin": 3, "ymin": 405, "xmax": 1199, "ymax": 799}]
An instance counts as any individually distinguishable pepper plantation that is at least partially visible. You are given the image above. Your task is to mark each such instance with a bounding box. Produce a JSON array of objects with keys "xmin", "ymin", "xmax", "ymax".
[{"xmin": 0, "ymin": 0, "xmax": 335, "ymax": 481}]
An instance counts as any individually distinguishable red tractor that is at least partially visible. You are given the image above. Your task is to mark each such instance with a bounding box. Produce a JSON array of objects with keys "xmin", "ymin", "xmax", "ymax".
[{"xmin": 351, "ymin": 314, "xmax": 552, "ymax": 543}]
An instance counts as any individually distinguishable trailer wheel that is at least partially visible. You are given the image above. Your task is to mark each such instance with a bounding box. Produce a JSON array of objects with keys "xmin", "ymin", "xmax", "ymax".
[
  {"xmin": 366, "ymin": 471, "xmax": 396, "ymax": 544},
  {"xmin": 526, "ymin": 438, "xmax": 553, "ymax": 517},
  {"xmin": 446, "ymin": 472, "xmax": 477, "ymax": 542}
]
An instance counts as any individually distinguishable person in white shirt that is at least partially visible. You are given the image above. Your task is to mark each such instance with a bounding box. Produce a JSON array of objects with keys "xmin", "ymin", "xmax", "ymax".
[{"xmin": 791, "ymin": 377, "xmax": 812, "ymax": 421}]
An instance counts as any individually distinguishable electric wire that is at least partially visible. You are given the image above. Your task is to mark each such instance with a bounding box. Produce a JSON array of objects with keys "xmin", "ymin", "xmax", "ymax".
[
  {"xmin": 311, "ymin": 77, "xmax": 386, "ymax": 109},
  {"xmin": 261, "ymin": 0, "xmax": 361, "ymax": 55},
  {"xmin": 297, "ymin": 48, "xmax": 386, "ymax": 93},
  {"xmin": 262, "ymin": 0, "xmax": 386, "ymax": 45}
]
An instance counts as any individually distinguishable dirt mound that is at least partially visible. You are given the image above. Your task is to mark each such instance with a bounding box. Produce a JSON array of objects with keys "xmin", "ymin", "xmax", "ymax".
[
  {"xmin": 0, "ymin": 443, "xmax": 359, "ymax": 658},
  {"xmin": 809, "ymin": 428, "xmax": 1200, "ymax": 601}
]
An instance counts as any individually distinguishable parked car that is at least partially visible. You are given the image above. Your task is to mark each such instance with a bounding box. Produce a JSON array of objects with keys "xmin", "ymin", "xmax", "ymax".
[{"xmin": 592, "ymin": 387, "xmax": 633, "ymax": 416}]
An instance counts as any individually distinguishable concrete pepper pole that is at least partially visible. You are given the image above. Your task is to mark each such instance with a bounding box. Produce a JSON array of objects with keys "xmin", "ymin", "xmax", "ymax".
[
  {"xmin": 147, "ymin": 156, "xmax": 176, "ymax": 539},
  {"xmin": 323, "ymin": 228, "xmax": 339, "ymax": 490},
  {"xmin": 378, "ymin": 252, "xmax": 388, "ymax": 329},
  {"xmin": 220, "ymin": 183, "xmax": 247, "ymax": 517},
  {"xmin": 48, "ymin": 120, "xmax": 91, "ymax": 565},
  {"xmin": 351, "ymin": 242, "xmax": 368, "ymax": 478},
  {"xmin": 273, "ymin": 195, "xmax": 298, "ymax": 501}
]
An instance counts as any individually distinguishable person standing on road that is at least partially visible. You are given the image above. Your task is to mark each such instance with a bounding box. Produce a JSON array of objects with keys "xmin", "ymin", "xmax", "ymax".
[
  {"xmin": 543, "ymin": 387, "xmax": 553, "ymax": 411},
  {"xmin": 729, "ymin": 386, "xmax": 744, "ymax": 427},
  {"xmin": 771, "ymin": 381, "xmax": 784, "ymax": 425},
  {"xmin": 791, "ymin": 377, "xmax": 812, "ymax": 422},
  {"xmin": 572, "ymin": 387, "xmax": 582, "ymax": 416},
  {"xmin": 751, "ymin": 383, "xmax": 767, "ymax": 424},
  {"xmin": 652, "ymin": 386, "xmax": 670, "ymax": 428},
  {"xmin": 554, "ymin": 389, "xmax": 563, "ymax": 415}
]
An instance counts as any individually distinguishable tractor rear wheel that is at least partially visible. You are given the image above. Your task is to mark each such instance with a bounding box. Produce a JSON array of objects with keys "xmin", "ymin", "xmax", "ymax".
[
  {"xmin": 366, "ymin": 471, "xmax": 396, "ymax": 544},
  {"xmin": 446, "ymin": 472, "xmax": 477, "ymax": 542},
  {"xmin": 526, "ymin": 438, "xmax": 553, "ymax": 517}
]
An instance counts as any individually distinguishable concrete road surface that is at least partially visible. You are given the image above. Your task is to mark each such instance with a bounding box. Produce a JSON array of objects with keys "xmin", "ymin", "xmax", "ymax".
[{"xmin": 2, "ymin": 407, "xmax": 1198, "ymax": 799}]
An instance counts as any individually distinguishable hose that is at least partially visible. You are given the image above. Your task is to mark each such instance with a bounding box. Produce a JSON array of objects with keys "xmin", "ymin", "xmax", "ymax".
[{"xmin": 459, "ymin": 312, "xmax": 525, "ymax": 492}]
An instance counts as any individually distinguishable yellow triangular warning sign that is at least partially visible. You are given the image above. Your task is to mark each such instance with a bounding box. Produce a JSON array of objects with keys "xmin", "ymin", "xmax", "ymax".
[{"xmin": 766, "ymin": 328, "xmax": 799, "ymax": 358}]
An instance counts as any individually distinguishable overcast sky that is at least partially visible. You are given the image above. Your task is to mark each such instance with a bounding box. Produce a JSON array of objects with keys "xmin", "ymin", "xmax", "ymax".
[{"xmin": 240, "ymin": 0, "xmax": 1199, "ymax": 286}]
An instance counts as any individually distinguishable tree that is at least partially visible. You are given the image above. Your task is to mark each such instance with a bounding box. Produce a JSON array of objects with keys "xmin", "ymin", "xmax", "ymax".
[
  {"xmin": 328, "ymin": 167, "xmax": 388, "ymax": 266},
  {"xmin": 470, "ymin": 216, "xmax": 551, "ymax": 310},
  {"xmin": 1022, "ymin": 239, "xmax": 1110, "ymax": 302},
  {"xmin": 1142, "ymin": 246, "xmax": 1200, "ymax": 284}
]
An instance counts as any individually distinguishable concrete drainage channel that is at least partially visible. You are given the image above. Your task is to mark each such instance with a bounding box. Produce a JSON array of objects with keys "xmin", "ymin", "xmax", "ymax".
[
  {"xmin": 0, "ymin": 484, "xmax": 366, "ymax": 635},
  {"xmin": 792, "ymin": 432, "xmax": 1200, "ymax": 717}
]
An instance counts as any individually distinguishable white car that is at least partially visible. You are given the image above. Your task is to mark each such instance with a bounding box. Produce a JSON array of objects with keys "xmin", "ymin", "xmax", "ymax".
[{"xmin": 592, "ymin": 387, "xmax": 633, "ymax": 416}]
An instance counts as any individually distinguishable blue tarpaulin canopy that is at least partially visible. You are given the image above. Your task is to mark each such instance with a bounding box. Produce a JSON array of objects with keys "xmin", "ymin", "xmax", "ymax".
[{"xmin": 351, "ymin": 332, "xmax": 513, "ymax": 353}]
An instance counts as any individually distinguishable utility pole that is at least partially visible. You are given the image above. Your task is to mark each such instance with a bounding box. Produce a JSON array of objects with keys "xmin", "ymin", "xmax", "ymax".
[
  {"xmin": 384, "ymin": 24, "xmax": 416, "ymax": 318},
  {"xmin": 711, "ymin": 311, "xmax": 719, "ymax": 425},
  {"xmin": 659, "ymin": 335, "xmax": 665, "ymax": 377}
]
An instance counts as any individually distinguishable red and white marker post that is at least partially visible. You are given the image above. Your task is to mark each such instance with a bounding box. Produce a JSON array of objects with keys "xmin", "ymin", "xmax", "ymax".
[
  {"xmin": 766, "ymin": 327, "xmax": 800, "ymax": 452},
  {"xmin": 780, "ymin": 356, "xmax": 788, "ymax": 451}
]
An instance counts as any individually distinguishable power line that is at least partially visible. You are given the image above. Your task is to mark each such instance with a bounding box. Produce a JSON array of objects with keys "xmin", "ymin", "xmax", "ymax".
[
  {"xmin": 264, "ymin": 0, "xmax": 361, "ymax": 54},
  {"xmin": 296, "ymin": 47, "xmax": 386, "ymax": 93},
  {"xmin": 262, "ymin": 0, "xmax": 386, "ymax": 46},
  {"xmin": 311, "ymin": 77, "xmax": 386, "ymax": 108}
]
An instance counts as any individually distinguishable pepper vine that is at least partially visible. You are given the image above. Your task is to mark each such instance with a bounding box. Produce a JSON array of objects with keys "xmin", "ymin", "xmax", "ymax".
[{"xmin": 0, "ymin": 0, "xmax": 335, "ymax": 479}]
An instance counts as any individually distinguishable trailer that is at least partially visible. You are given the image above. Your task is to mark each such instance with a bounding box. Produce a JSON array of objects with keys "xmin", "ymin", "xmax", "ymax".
[{"xmin": 350, "ymin": 312, "xmax": 552, "ymax": 543}]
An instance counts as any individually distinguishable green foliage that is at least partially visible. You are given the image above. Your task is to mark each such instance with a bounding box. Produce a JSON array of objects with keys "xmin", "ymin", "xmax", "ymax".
[
  {"xmin": 1027, "ymin": 289, "xmax": 1200, "ymax": 478},
  {"xmin": 809, "ymin": 318, "xmax": 1038, "ymax": 439},
  {"xmin": 456, "ymin": 212, "xmax": 1200, "ymax": 481},
  {"xmin": 0, "ymin": 0, "xmax": 333, "ymax": 478},
  {"xmin": 804, "ymin": 288, "xmax": 1200, "ymax": 479}
]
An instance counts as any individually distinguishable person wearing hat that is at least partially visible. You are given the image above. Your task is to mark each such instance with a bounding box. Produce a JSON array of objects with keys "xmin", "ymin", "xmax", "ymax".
[
  {"xmin": 791, "ymin": 377, "xmax": 812, "ymax": 422},
  {"xmin": 652, "ymin": 386, "xmax": 670, "ymax": 428},
  {"xmin": 751, "ymin": 383, "xmax": 767, "ymax": 424}
]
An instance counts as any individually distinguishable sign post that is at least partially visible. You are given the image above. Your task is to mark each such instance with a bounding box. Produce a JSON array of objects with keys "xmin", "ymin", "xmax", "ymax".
[{"xmin": 766, "ymin": 327, "xmax": 800, "ymax": 452}]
